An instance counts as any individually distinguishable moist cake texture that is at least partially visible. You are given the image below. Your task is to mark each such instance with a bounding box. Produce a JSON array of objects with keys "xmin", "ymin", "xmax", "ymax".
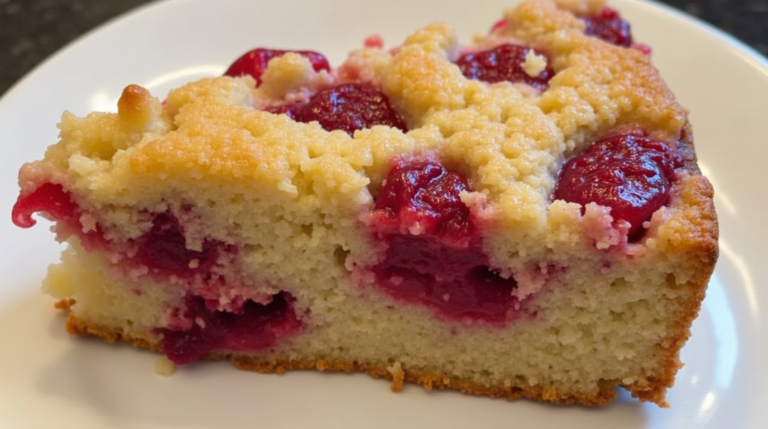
[{"xmin": 12, "ymin": 0, "xmax": 718, "ymax": 407}]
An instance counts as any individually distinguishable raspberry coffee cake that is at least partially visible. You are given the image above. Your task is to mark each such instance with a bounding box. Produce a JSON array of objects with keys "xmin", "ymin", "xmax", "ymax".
[{"xmin": 11, "ymin": 0, "xmax": 718, "ymax": 406}]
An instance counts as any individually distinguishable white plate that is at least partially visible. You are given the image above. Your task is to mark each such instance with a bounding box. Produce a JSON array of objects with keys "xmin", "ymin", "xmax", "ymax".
[{"xmin": 1, "ymin": 0, "xmax": 766, "ymax": 427}]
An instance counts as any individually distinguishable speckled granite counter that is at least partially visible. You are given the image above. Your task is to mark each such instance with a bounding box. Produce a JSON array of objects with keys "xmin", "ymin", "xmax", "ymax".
[{"xmin": 0, "ymin": 0, "xmax": 766, "ymax": 97}]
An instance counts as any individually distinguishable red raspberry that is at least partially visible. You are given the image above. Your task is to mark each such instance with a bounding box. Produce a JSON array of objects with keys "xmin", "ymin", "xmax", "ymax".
[
  {"xmin": 264, "ymin": 103, "xmax": 299, "ymax": 120},
  {"xmin": 490, "ymin": 18, "xmax": 508, "ymax": 33},
  {"xmin": 134, "ymin": 213, "xmax": 217, "ymax": 277},
  {"xmin": 159, "ymin": 293, "xmax": 302, "ymax": 364},
  {"xmin": 375, "ymin": 160, "xmax": 472, "ymax": 237},
  {"xmin": 224, "ymin": 48, "xmax": 330, "ymax": 86},
  {"xmin": 455, "ymin": 44, "xmax": 554, "ymax": 90},
  {"xmin": 12, "ymin": 183, "xmax": 79, "ymax": 228},
  {"xmin": 295, "ymin": 83, "xmax": 407, "ymax": 135},
  {"xmin": 554, "ymin": 134, "xmax": 678, "ymax": 238},
  {"xmin": 370, "ymin": 160, "xmax": 521, "ymax": 324},
  {"xmin": 583, "ymin": 7, "xmax": 634, "ymax": 47}
]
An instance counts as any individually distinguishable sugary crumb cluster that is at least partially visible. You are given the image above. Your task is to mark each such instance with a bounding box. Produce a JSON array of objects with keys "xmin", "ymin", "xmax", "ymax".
[{"xmin": 13, "ymin": 0, "xmax": 717, "ymax": 407}]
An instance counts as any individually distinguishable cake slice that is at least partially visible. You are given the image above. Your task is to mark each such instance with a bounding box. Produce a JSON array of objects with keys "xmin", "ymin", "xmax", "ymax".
[{"xmin": 11, "ymin": 0, "xmax": 717, "ymax": 406}]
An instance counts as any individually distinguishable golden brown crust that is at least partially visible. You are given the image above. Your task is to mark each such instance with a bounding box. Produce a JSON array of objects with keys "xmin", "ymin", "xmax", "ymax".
[
  {"xmin": 626, "ymin": 124, "xmax": 718, "ymax": 408},
  {"xmin": 231, "ymin": 357, "xmax": 619, "ymax": 406},
  {"xmin": 678, "ymin": 120, "xmax": 701, "ymax": 174},
  {"xmin": 64, "ymin": 308, "xmax": 162, "ymax": 353},
  {"xmin": 54, "ymin": 298, "xmax": 77, "ymax": 310},
  {"xmin": 63, "ymin": 309, "xmax": 683, "ymax": 407},
  {"xmin": 673, "ymin": 121, "xmax": 719, "ymax": 273}
]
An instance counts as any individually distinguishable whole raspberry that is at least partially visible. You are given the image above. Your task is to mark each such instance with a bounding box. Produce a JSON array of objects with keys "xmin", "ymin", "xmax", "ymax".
[
  {"xmin": 583, "ymin": 7, "xmax": 634, "ymax": 47},
  {"xmin": 375, "ymin": 160, "xmax": 472, "ymax": 237},
  {"xmin": 224, "ymin": 48, "xmax": 330, "ymax": 85},
  {"xmin": 456, "ymin": 44, "xmax": 553, "ymax": 90},
  {"xmin": 295, "ymin": 83, "xmax": 407, "ymax": 135},
  {"xmin": 554, "ymin": 134, "xmax": 677, "ymax": 238}
]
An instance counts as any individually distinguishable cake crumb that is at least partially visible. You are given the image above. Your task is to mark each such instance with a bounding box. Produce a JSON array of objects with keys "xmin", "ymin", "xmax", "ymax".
[
  {"xmin": 54, "ymin": 298, "xmax": 77, "ymax": 310},
  {"xmin": 155, "ymin": 356, "xmax": 176, "ymax": 376},
  {"xmin": 522, "ymin": 49, "xmax": 547, "ymax": 77},
  {"xmin": 364, "ymin": 34, "xmax": 385, "ymax": 49},
  {"xmin": 387, "ymin": 361, "xmax": 405, "ymax": 392}
]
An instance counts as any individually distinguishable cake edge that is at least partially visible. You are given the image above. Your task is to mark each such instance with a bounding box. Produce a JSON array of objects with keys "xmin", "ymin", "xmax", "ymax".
[
  {"xmin": 61, "ymin": 298, "xmax": 695, "ymax": 408},
  {"xmin": 61, "ymin": 306, "xmax": 617, "ymax": 406}
]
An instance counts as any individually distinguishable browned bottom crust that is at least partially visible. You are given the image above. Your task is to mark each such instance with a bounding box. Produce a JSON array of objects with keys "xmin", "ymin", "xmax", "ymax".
[{"xmin": 62, "ymin": 303, "xmax": 676, "ymax": 407}]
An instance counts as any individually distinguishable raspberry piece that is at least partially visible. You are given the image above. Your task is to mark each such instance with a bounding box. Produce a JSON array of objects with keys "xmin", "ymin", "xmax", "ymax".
[
  {"xmin": 370, "ymin": 160, "xmax": 523, "ymax": 324},
  {"xmin": 12, "ymin": 182, "xmax": 108, "ymax": 251},
  {"xmin": 134, "ymin": 213, "xmax": 218, "ymax": 277},
  {"xmin": 634, "ymin": 43, "xmax": 652, "ymax": 56},
  {"xmin": 490, "ymin": 18, "xmax": 508, "ymax": 33},
  {"xmin": 264, "ymin": 103, "xmax": 299, "ymax": 120},
  {"xmin": 455, "ymin": 44, "xmax": 554, "ymax": 90},
  {"xmin": 295, "ymin": 83, "xmax": 407, "ymax": 135},
  {"xmin": 363, "ymin": 34, "xmax": 385, "ymax": 49},
  {"xmin": 159, "ymin": 293, "xmax": 302, "ymax": 364},
  {"xmin": 554, "ymin": 134, "xmax": 677, "ymax": 238},
  {"xmin": 224, "ymin": 48, "xmax": 330, "ymax": 85},
  {"xmin": 583, "ymin": 7, "xmax": 633, "ymax": 47},
  {"xmin": 372, "ymin": 235, "xmax": 518, "ymax": 323},
  {"xmin": 12, "ymin": 183, "xmax": 79, "ymax": 228},
  {"xmin": 375, "ymin": 160, "xmax": 472, "ymax": 237}
]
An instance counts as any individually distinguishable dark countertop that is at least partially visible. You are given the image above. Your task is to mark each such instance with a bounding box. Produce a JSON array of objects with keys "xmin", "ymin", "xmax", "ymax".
[{"xmin": 1, "ymin": 0, "xmax": 766, "ymax": 98}]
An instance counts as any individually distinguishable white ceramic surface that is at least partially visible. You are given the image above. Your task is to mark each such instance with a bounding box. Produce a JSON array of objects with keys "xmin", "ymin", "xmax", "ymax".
[{"xmin": 1, "ymin": 0, "xmax": 766, "ymax": 428}]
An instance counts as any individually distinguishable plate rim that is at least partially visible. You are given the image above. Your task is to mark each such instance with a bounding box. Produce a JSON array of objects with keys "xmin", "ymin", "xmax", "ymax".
[{"xmin": 0, "ymin": 1, "xmax": 766, "ymax": 428}]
